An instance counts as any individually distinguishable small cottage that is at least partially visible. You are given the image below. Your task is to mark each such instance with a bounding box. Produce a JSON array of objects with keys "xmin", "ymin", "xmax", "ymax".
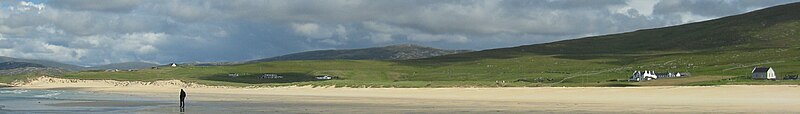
[{"xmin": 752, "ymin": 67, "xmax": 776, "ymax": 79}]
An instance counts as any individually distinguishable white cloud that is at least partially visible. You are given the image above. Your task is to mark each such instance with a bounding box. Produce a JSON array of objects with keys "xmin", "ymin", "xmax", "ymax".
[
  {"xmin": 35, "ymin": 25, "xmax": 64, "ymax": 34},
  {"xmin": 12, "ymin": 1, "xmax": 45, "ymax": 13},
  {"xmin": 0, "ymin": 39, "xmax": 87, "ymax": 63},
  {"xmin": 119, "ymin": 32, "xmax": 165, "ymax": 54},
  {"xmin": 290, "ymin": 22, "xmax": 351, "ymax": 45},
  {"xmin": 291, "ymin": 23, "xmax": 326, "ymax": 38}
]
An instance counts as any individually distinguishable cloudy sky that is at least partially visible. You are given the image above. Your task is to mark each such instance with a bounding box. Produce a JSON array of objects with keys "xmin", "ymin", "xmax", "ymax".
[{"xmin": 0, "ymin": 0, "xmax": 797, "ymax": 66}]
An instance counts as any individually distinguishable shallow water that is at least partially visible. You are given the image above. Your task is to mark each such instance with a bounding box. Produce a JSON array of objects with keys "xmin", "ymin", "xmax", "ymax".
[{"xmin": 0, "ymin": 88, "xmax": 171, "ymax": 114}]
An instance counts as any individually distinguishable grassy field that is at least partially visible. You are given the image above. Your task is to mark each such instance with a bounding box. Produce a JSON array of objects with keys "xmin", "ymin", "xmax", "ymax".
[{"xmin": 47, "ymin": 48, "xmax": 800, "ymax": 87}]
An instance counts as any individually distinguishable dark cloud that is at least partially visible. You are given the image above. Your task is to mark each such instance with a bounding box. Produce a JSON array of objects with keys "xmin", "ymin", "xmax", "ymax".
[{"xmin": 0, "ymin": 0, "xmax": 798, "ymax": 66}]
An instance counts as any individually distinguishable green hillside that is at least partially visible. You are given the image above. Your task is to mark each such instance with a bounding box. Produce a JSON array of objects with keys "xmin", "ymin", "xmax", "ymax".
[{"xmin": 55, "ymin": 2, "xmax": 800, "ymax": 87}]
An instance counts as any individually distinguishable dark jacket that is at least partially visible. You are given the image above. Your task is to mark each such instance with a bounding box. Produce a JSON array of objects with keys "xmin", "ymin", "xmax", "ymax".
[{"xmin": 180, "ymin": 89, "xmax": 186, "ymax": 100}]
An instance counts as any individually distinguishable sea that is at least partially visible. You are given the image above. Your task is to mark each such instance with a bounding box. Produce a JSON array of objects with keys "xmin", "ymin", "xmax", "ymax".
[{"xmin": 0, "ymin": 88, "xmax": 171, "ymax": 114}]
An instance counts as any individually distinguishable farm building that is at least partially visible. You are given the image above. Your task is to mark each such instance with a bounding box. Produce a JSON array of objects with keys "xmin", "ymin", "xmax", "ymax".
[
  {"xmin": 656, "ymin": 72, "xmax": 689, "ymax": 78},
  {"xmin": 261, "ymin": 74, "xmax": 283, "ymax": 79},
  {"xmin": 629, "ymin": 71, "xmax": 658, "ymax": 81},
  {"xmin": 752, "ymin": 67, "xmax": 776, "ymax": 79},
  {"xmin": 629, "ymin": 71, "xmax": 690, "ymax": 82},
  {"xmin": 105, "ymin": 69, "xmax": 120, "ymax": 72},
  {"xmin": 228, "ymin": 73, "xmax": 239, "ymax": 78},
  {"xmin": 655, "ymin": 73, "xmax": 674, "ymax": 78},
  {"xmin": 315, "ymin": 75, "xmax": 338, "ymax": 80}
]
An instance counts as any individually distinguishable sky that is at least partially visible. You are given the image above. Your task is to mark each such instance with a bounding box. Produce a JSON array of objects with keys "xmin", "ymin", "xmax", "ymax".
[{"xmin": 0, "ymin": 0, "xmax": 798, "ymax": 66}]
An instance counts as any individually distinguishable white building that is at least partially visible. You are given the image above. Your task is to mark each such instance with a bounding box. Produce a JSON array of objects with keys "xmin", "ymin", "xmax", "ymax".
[
  {"xmin": 630, "ymin": 70, "xmax": 691, "ymax": 82},
  {"xmin": 261, "ymin": 74, "xmax": 283, "ymax": 79},
  {"xmin": 629, "ymin": 71, "xmax": 658, "ymax": 81},
  {"xmin": 170, "ymin": 63, "xmax": 178, "ymax": 67},
  {"xmin": 752, "ymin": 67, "xmax": 776, "ymax": 79},
  {"xmin": 315, "ymin": 75, "xmax": 333, "ymax": 80},
  {"xmin": 228, "ymin": 73, "xmax": 239, "ymax": 78},
  {"xmin": 105, "ymin": 69, "xmax": 120, "ymax": 72}
]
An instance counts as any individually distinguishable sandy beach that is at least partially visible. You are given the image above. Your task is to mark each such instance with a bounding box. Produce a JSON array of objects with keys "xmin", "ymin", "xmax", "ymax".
[{"xmin": 6, "ymin": 76, "xmax": 800, "ymax": 113}]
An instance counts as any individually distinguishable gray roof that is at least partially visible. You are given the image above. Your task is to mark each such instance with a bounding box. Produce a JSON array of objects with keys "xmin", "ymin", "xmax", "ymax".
[{"xmin": 753, "ymin": 67, "xmax": 771, "ymax": 72}]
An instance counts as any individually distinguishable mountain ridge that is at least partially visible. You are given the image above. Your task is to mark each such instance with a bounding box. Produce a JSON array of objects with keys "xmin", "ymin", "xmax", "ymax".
[
  {"xmin": 426, "ymin": 2, "xmax": 800, "ymax": 61},
  {"xmin": 0, "ymin": 56, "xmax": 84, "ymax": 71},
  {"xmin": 252, "ymin": 44, "xmax": 471, "ymax": 62},
  {"xmin": 87, "ymin": 62, "xmax": 159, "ymax": 70},
  {"xmin": 0, "ymin": 61, "xmax": 46, "ymax": 70}
]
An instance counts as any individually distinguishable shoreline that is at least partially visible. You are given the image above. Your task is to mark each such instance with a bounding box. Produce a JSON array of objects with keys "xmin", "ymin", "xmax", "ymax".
[{"xmin": 7, "ymin": 76, "xmax": 800, "ymax": 113}]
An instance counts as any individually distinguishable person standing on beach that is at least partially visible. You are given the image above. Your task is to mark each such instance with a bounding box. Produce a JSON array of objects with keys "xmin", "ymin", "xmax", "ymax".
[{"xmin": 180, "ymin": 89, "xmax": 186, "ymax": 112}]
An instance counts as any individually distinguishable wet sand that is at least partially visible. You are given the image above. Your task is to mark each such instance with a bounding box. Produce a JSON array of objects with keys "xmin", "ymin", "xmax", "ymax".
[
  {"xmin": 9, "ymin": 76, "xmax": 800, "ymax": 113},
  {"xmin": 46, "ymin": 101, "xmax": 169, "ymax": 107}
]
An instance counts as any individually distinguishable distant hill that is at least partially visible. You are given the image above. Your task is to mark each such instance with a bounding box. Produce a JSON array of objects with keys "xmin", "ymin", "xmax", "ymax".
[
  {"xmin": 88, "ymin": 62, "xmax": 159, "ymax": 70},
  {"xmin": 0, "ymin": 62, "xmax": 46, "ymax": 70},
  {"xmin": 0, "ymin": 56, "xmax": 84, "ymax": 71},
  {"xmin": 427, "ymin": 2, "xmax": 800, "ymax": 61},
  {"xmin": 0, "ymin": 67, "xmax": 67, "ymax": 76},
  {"xmin": 0, "ymin": 61, "xmax": 68, "ymax": 77},
  {"xmin": 183, "ymin": 62, "xmax": 244, "ymax": 66},
  {"xmin": 251, "ymin": 44, "xmax": 471, "ymax": 62}
]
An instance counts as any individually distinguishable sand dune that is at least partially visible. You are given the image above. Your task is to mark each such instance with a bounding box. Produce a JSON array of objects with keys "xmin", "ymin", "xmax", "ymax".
[{"xmin": 9, "ymin": 76, "xmax": 800, "ymax": 113}]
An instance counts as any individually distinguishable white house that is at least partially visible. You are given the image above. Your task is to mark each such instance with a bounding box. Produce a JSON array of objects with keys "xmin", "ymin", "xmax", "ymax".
[
  {"xmin": 105, "ymin": 69, "xmax": 120, "ymax": 72},
  {"xmin": 315, "ymin": 75, "xmax": 333, "ymax": 80},
  {"xmin": 752, "ymin": 67, "xmax": 776, "ymax": 79},
  {"xmin": 629, "ymin": 71, "xmax": 658, "ymax": 81},
  {"xmin": 170, "ymin": 63, "xmax": 178, "ymax": 67}
]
